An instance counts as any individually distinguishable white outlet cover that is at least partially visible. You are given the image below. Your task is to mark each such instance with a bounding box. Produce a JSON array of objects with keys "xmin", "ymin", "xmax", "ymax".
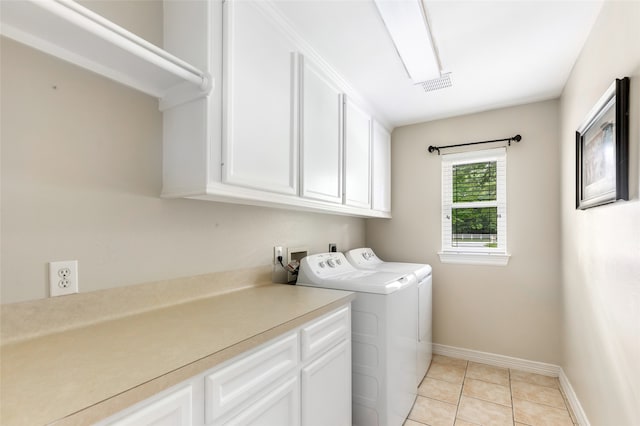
[
  {"xmin": 49, "ymin": 260, "xmax": 78, "ymax": 297},
  {"xmin": 274, "ymin": 246, "xmax": 283, "ymax": 264}
]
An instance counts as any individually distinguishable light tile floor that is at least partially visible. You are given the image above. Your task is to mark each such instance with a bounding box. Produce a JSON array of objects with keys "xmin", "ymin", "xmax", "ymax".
[{"xmin": 405, "ymin": 355, "xmax": 577, "ymax": 426}]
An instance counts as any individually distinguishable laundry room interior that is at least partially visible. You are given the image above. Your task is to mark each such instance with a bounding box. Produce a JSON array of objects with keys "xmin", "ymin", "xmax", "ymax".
[{"xmin": 0, "ymin": 0, "xmax": 638, "ymax": 425}]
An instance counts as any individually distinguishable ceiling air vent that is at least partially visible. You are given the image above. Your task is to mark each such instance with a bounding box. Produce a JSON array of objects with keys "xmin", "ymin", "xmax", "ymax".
[{"xmin": 418, "ymin": 73, "xmax": 452, "ymax": 92}]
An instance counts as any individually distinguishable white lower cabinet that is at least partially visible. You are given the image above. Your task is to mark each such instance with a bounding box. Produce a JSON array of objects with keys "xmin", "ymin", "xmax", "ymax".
[
  {"xmin": 101, "ymin": 386, "xmax": 193, "ymax": 426},
  {"xmin": 205, "ymin": 333, "xmax": 299, "ymax": 424},
  {"xmin": 224, "ymin": 375, "xmax": 300, "ymax": 426},
  {"xmin": 98, "ymin": 305, "xmax": 351, "ymax": 426},
  {"xmin": 301, "ymin": 340, "xmax": 351, "ymax": 426}
]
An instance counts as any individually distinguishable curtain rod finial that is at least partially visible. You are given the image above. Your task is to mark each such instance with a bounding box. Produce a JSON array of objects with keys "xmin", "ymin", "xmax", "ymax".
[
  {"xmin": 513, "ymin": 134, "xmax": 522, "ymax": 142},
  {"xmin": 428, "ymin": 146, "xmax": 440, "ymax": 155}
]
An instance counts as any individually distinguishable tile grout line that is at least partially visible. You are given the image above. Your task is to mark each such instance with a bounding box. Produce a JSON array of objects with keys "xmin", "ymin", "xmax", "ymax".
[
  {"xmin": 423, "ymin": 356, "xmax": 576, "ymax": 426},
  {"xmin": 410, "ymin": 360, "xmax": 448, "ymax": 426},
  {"xmin": 462, "ymin": 373, "xmax": 516, "ymax": 410},
  {"xmin": 510, "ymin": 368, "xmax": 576, "ymax": 425},
  {"xmin": 512, "ymin": 381, "xmax": 575, "ymax": 412},
  {"xmin": 509, "ymin": 368, "xmax": 516, "ymax": 426},
  {"xmin": 511, "ymin": 379, "xmax": 560, "ymax": 390},
  {"xmin": 461, "ymin": 383, "xmax": 514, "ymax": 409},
  {"xmin": 452, "ymin": 360, "xmax": 468, "ymax": 424},
  {"xmin": 463, "ymin": 363, "xmax": 514, "ymax": 409}
]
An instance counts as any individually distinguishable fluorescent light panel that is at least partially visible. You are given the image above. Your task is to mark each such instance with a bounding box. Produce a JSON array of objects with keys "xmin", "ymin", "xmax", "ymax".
[{"xmin": 374, "ymin": 0, "xmax": 441, "ymax": 83}]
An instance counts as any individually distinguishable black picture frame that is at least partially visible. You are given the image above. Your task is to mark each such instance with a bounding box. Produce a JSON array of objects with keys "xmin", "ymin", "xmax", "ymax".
[{"xmin": 576, "ymin": 77, "xmax": 630, "ymax": 210}]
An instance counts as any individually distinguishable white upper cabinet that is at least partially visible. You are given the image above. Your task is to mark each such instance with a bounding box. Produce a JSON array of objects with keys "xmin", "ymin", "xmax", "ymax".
[
  {"xmin": 300, "ymin": 56, "xmax": 343, "ymax": 204},
  {"xmin": 372, "ymin": 121, "xmax": 391, "ymax": 213},
  {"xmin": 12, "ymin": 0, "xmax": 393, "ymax": 217},
  {"xmin": 344, "ymin": 99, "xmax": 372, "ymax": 209},
  {"xmin": 222, "ymin": 1, "xmax": 299, "ymax": 195},
  {"xmin": 164, "ymin": 0, "xmax": 390, "ymax": 217}
]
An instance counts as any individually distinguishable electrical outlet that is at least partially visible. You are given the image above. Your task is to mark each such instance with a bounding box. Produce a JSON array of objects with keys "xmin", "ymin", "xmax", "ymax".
[
  {"xmin": 274, "ymin": 246, "xmax": 283, "ymax": 264},
  {"xmin": 272, "ymin": 246, "xmax": 288, "ymax": 284},
  {"xmin": 329, "ymin": 243, "xmax": 337, "ymax": 252},
  {"xmin": 49, "ymin": 260, "xmax": 78, "ymax": 297}
]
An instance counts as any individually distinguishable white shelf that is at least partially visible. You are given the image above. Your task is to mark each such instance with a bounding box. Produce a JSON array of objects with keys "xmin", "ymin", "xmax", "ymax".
[{"xmin": 0, "ymin": 0, "xmax": 210, "ymax": 109}]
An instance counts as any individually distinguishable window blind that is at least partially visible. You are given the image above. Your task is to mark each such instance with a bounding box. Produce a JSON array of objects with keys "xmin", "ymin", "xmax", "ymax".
[{"xmin": 441, "ymin": 148, "xmax": 506, "ymax": 253}]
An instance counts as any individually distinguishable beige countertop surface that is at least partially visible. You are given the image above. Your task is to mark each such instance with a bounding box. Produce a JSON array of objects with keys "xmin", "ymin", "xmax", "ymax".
[{"xmin": 0, "ymin": 283, "xmax": 354, "ymax": 426}]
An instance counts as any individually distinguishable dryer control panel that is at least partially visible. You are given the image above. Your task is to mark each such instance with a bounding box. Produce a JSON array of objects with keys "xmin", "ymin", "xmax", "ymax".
[{"xmin": 345, "ymin": 247, "xmax": 382, "ymax": 266}]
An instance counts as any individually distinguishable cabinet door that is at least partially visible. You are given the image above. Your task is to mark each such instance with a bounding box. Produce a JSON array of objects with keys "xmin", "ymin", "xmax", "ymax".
[
  {"xmin": 372, "ymin": 121, "xmax": 391, "ymax": 212},
  {"xmin": 103, "ymin": 386, "xmax": 192, "ymax": 426},
  {"xmin": 223, "ymin": 0, "xmax": 298, "ymax": 195},
  {"xmin": 222, "ymin": 376, "xmax": 300, "ymax": 426},
  {"xmin": 343, "ymin": 100, "xmax": 371, "ymax": 208},
  {"xmin": 205, "ymin": 333, "xmax": 298, "ymax": 424},
  {"xmin": 300, "ymin": 57, "xmax": 343, "ymax": 203},
  {"xmin": 300, "ymin": 305, "xmax": 350, "ymax": 362},
  {"xmin": 301, "ymin": 340, "xmax": 351, "ymax": 426}
]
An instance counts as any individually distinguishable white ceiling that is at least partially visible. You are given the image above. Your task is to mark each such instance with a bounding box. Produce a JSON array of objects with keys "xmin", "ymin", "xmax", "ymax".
[{"xmin": 271, "ymin": 0, "xmax": 604, "ymax": 128}]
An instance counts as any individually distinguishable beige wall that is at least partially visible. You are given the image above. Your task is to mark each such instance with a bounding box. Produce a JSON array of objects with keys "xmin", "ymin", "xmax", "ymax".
[
  {"xmin": 76, "ymin": 0, "xmax": 164, "ymax": 47},
  {"xmin": 0, "ymin": 3, "xmax": 365, "ymax": 304},
  {"xmin": 4, "ymin": 2, "xmax": 639, "ymax": 421},
  {"xmin": 559, "ymin": 1, "xmax": 640, "ymax": 424},
  {"xmin": 366, "ymin": 100, "xmax": 563, "ymax": 364}
]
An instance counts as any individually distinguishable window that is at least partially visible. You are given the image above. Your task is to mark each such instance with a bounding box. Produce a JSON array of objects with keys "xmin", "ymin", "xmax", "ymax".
[{"xmin": 439, "ymin": 148, "xmax": 510, "ymax": 265}]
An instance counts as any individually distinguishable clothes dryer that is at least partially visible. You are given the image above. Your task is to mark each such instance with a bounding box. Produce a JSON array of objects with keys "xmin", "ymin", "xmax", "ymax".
[
  {"xmin": 345, "ymin": 248, "xmax": 432, "ymax": 383},
  {"xmin": 297, "ymin": 252, "xmax": 417, "ymax": 426}
]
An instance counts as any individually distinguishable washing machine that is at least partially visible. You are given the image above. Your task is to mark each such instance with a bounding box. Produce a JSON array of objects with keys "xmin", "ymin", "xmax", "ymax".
[
  {"xmin": 297, "ymin": 252, "xmax": 417, "ymax": 426},
  {"xmin": 345, "ymin": 248, "xmax": 432, "ymax": 384}
]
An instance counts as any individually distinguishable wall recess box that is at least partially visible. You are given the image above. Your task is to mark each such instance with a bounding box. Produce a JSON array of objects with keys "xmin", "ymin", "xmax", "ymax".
[{"xmin": 287, "ymin": 247, "xmax": 308, "ymax": 283}]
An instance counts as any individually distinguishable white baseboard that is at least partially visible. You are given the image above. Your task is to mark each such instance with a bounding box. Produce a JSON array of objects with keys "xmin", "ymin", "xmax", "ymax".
[
  {"xmin": 432, "ymin": 343, "xmax": 560, "ymax": 376},
  {"xmin": 432, "ymin": 343, "xmax": 589, "ymax": 426},
  {"xmin": 559, "ymin": 368, "xmax": 590, "ymax": 426}
]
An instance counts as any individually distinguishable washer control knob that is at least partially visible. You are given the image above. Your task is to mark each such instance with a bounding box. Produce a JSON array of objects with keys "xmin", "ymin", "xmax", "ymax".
[
  {"xmin": 326, "ymin": 259, "xmax": 336, "ymax": 268},
  {"xmin": 336, "ymin": 258, "xmax": 342, "ymax": 265},
  {"xmin": 318, "ymin": 262, "xmax": 326, "ymax": 268}
]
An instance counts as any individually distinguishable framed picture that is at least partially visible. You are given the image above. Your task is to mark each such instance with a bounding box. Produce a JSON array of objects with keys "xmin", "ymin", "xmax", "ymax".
[{"xmin": 576, "ymin": 77, "xmax": 630, "ymax": 210}]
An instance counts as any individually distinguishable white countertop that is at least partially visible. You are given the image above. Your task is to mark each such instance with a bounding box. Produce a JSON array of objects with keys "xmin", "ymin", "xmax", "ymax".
[{"xmin": 0, "ymin": 283, "xmax": 354, "ymax": 425}]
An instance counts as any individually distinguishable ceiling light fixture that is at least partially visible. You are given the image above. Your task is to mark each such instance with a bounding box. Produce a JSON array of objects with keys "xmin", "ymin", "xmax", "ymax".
[{"xmin": 373, "ymin": 0, "xmax": 443, "ymax": 84}]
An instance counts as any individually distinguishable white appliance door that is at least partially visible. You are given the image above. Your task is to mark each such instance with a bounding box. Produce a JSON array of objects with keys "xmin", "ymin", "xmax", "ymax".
[
  {"xmin": 389, "ymin": 283, "xmax": 418, "ymax": 425},
  {"xmin": 417, "ymin": 275, "xmax": 433, "ymax": 382}
]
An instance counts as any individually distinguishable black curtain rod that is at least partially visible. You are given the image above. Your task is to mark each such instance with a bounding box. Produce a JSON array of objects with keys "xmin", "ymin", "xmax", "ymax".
[{"xmin": 427, "ymin": 134, "xmax": 522, "ymax": 155}]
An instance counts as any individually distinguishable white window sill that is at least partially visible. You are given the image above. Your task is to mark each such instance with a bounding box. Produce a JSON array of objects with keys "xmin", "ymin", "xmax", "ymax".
[{"xmin": 438, "ymin": 251, "xmax": 511, "ymax": 266}]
